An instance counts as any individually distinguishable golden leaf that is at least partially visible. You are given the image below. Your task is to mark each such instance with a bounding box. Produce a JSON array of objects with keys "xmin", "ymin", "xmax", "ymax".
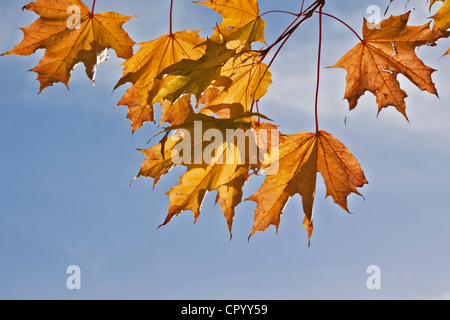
[
  {"xmin": 115, "ymin": 31, "xmax": 205, "ymax": 133},
  {"xmin": 138, "ymin": 113, "xmax": 268, "ymax": 237},
  {"xmin": 195, "ymin": 0, "xmax": 266, "ymax": 47},
  {"xmin": 199, "ymin": 51, "xmax": 272, "ymax": 117},
  {"xmin": 154, "ymin": 38, "xmax": 236, "ymax": 104},
  {"xmin": 159, "ymin": 94, "xmax": 195, "ymax": 126},
  {"xmin": 431, "ymin": 0, "xmax": 450, "ymax": 32}
]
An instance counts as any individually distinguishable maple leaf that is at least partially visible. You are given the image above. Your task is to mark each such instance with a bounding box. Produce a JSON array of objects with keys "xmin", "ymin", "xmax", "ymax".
[
  {"xmin": 431, "ymin": 0, "xmax": 450, "ymax": 31},
  {"xmin": 2, "ymin": 0, "xmax": 135, "ymax": 93},
  {"xmin": 154, "ymin": 37, "xmax": 236, "ymax": 104},
  {"xmin": 247, "ymin": 131, "xmax": 368, "ymax": 242},
  {"xmin": 431, "ymin": 0, "xmax": 450, "ymax": 55},
  {"xmin": 159, "ymin": 94, "xmax": 195, "ymax": 126},
  {"xmin": 251, "ymin": 120, "xmax": 285, "ymax": 152},
  {"xmin": 330, "ymin": 12, "xmax": 447, "ymax": 119},
  {"xmin": 115, "ymin": 30, "xmax": 205, "ymax": 133},
  {"xmin": 198, "ymin": 51, "xmax": 272, "ymax": 117},
  {"xmin": 137, "ymin": 133, "xmax": 180, "ymax": 189},
  {"xmin": 138, "ymin": 113, "xmax": 268, "ymax": 237},
  {"xmin": 195, "ymin": 0, "xmax": 266, "ymax": 48}
]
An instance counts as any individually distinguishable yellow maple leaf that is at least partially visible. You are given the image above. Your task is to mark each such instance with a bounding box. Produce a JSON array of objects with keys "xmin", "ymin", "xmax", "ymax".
[
  {"xmin": 432, "ymin": 0, "xmax": 450, "ymax": 31},
  {"xmin": 137, "ymin": 133, "xmax": 180, "ymax": 189},
  {"xmin": 138, "ymin": 113, "xmax": 269, "ymax": 237},
  {"xmin": 195, "ymin": 0, "xmax": 266, "ymax": 47},
  {"xmin": 430, "ymin": 0, "xmax": 450, "ymax": 55},
  {"xmin": 159, "ymin": 94, "xmax": 195, "ymax": 126},
  {"xmin": 154, "ymin": 38, "xmax": 236, "ymax": 104},
  {"xmin": 247, "ymin": 131, "xmax": 368, "ymax": 242},
  {"xmin": 330, "ymin": 12, "xmax": 447, "ymax": 119},
  {"xmin": 198, "ymin": 51, "xmax": 272, "ymax": 117},
  {"xmin": 115, "ymin": 30, "xmax": 205, "ymax": 133},
  {"xmin": 2, "ymin": 0, "xmax": 135, "ymax": 93}
]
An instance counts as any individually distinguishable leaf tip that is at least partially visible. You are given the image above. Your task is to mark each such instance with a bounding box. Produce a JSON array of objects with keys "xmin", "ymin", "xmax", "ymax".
[{"xmin": 129, "ymin": 175, "xmax": 138, "ymax": 188}]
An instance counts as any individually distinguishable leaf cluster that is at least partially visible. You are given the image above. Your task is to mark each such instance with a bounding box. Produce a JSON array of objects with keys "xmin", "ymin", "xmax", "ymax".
[{"xmin": 3, "ymin": 0, "xmax": 450, "ymax": 242}]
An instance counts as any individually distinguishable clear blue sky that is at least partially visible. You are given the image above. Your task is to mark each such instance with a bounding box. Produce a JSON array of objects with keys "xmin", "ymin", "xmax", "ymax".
[{"xmin": 1, "ymin": 0, "xmax": 450, "ymax": 299}]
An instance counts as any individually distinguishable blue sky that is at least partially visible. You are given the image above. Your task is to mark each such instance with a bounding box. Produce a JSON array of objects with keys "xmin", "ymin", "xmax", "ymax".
[{"xmin": 1, "ymin": 0, "xmax": 450, "ymax": 299}]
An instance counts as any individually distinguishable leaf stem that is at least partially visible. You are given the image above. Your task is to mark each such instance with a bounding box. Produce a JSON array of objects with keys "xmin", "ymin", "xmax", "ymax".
[
  {"xmin": 320, "ymin": 12, "xmax": 363, "ymax": 42},
  {"xmin": 259, "ymin": 10, "xmax": 299, "ymax": 18},
  {"xmin": 261, "ymin": 0, "xmax": 325, "ymax": 60},
  {"xmin": 91, "ymin": 0, "xmax": 96, "ymax": 14},
  {"xmin": 254, "ymin": 0, "xmax": 325, "ymax": 116},
  {"xmin": 315, "ymin": 3, "xmax": 324, "ymax": 134},
  {"xmin": 300, "ymin": 0, "xmax": 306, "ymax": 14},
  {"xmin": 170, "ymin": 0, "xmax": 174, "ymax": 35}
]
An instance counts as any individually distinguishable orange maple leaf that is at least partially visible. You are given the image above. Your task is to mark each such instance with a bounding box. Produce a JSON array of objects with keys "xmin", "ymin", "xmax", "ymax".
[
  {"xmin": 2, "ymin": 0, "xmax": 135, "ymax": 93},
  {"xmin": 247, "ymin": 131, "xmax": 368, "ymax": 243},
  {"xmin": 331, "ymin": 12, "xmax": 447, "ymax": 119}
]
